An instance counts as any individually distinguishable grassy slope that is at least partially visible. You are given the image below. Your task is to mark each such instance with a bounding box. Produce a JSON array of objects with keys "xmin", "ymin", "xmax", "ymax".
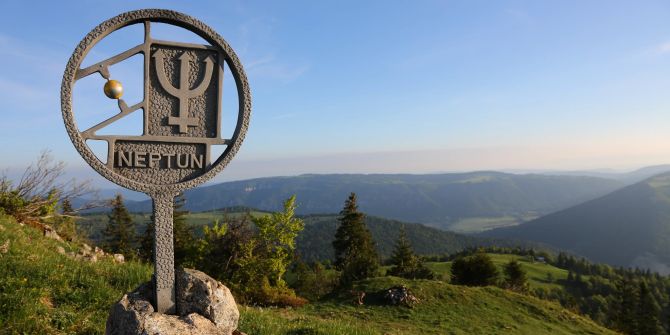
[
  {"xmin": 425, "ymin": 254, "xmax": 572, "ymax": 291},
  {"xmin": 0, "ymin": 215, "xmax": 614, "ymax": 334},
  {"xmin": 0, "ymin": 215, "xmax": 152, "ymax": 334},
  {"xmin": 240, "ymin": 276, "xmax": 615, "ymax": 335}
]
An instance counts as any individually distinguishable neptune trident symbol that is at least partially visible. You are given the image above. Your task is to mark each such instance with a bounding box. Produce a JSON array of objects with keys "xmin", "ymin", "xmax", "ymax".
[{"xmin": 153, "ymin": 50, "xmax": 215, "ymax": 133}]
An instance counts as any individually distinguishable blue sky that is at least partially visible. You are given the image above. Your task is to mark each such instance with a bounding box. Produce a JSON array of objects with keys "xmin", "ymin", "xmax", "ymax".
[{"xmin": 1, "ymin": 1, "xmax": 670, "ymax": 185}]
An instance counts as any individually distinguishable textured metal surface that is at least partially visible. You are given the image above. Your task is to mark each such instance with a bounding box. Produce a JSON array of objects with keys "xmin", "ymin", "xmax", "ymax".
[
  {"xmin": 61, "ymin": 9, "xmax": 251, "ymax": 315},
  {"xmin": 114, "ymin": 141, "xmax": 206, "ymax": 184},
  {"xmin": 152, "ymin": 192, "xmax": 176, "ymax": 314},
  {"xmin": 149, "ymin": 45, "xmax": 219, "ymax": 138},
  {"xmin": 61, "ymin": 9, "xmax": 251, "ymax": 194}
]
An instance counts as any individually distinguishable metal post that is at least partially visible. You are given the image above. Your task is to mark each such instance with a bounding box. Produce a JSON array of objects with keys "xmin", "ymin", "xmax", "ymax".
[{"xmin": 151, "ymin": 193, "xmax": 176, "ymax": 314}]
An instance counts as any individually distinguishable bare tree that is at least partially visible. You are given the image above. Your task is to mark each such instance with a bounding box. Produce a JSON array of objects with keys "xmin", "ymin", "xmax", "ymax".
[{"xmin": 0, "ymin": 150, "xmax": 102, "ymax": 222}]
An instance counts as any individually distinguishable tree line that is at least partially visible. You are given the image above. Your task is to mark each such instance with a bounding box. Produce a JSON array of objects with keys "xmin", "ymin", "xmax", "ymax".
[{"xmin": 101, "ymin": 191, "xmax": 438, "ymax": 306}]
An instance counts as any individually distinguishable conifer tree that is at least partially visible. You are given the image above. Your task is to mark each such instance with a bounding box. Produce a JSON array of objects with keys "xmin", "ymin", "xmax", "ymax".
[
  {"xmin": 104, "ymin": 194, "xmax": 136, "ymax": 257},
  {"xmin": 53, "ymin": 198, "xmax": 77, "ymax": 241},
  {"xmin": 613, "ymin": 276, "xmax": 638, "ymax": 334},
  {"xmin": 502, "ymin": 260, "xmax": 529, "ymax": 292},
  {"xmin": 389, "ymin": 227, "xmax": 417, "ymax": 273},
  {"xmin": 332, "ymin": 193, "xmax": 379, "ymax": 285},
  {"xmin": 61, "ymin": 198, "xmax": 74, "ymax": 215},
  {"xmin": 139, "ymin": 220, "xmax": 154, "ymax": 262},
  {"xmin": 172, "ymin": 193, "xmax": 195, "ymax": 267},
  {"xmin": 388, "ymin": 226, "xmax": 434, "ymax": 279},
  {"xmin": 636, "ymin": 281, "xmax": 662, "ymax": 335}
]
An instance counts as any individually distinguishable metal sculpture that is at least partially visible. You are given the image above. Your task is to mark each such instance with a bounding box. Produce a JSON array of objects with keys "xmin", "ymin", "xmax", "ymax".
[{"xmin": 60, "ymin": 9, "xmax": 251, "ymax": 314}]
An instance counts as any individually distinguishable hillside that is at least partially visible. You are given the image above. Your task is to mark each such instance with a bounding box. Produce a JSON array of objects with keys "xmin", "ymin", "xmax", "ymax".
[
  {"xmin": 241, "ymin": 277, "xmax": 616, "ymax": 335},
  {"xmin": 77, "ymin": 211, "xmax": 542, "ymax": 263},
  {"xmin": 0, "ymin": 215, "xmax": 152, "ymax": 334},
  {"xmin": 118, "ymin": 172, "xmax": 623, "ymax": 232},
  {"xmin": 297, "ymin": 214, "xmax": 545, "ymax": 262},
  {"xmin": 484, "ymin": 172, "xmax": 670, "ymax": 273},
  {"xmin": 422, "ymin": 253, "xmax": 571, "ymax": 290},
  {"xmin": 0, "ymin": 214, "xmax": 618, "ymax": 334}
]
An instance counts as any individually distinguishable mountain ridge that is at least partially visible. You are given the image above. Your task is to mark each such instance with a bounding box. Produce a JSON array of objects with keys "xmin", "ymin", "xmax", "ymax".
[
  {"xmin": 113, "ymin": 171, "xmax": 624, "ymax": 231},
  {"xmin": 483, "ymin": 171, "xmax": 670, "ymax": 273}
]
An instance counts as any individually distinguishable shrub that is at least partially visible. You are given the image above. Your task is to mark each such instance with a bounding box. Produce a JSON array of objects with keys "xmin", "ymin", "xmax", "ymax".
[{"xmin": 450, "ymin": 252, "xmax": 499, "ymax": 286}]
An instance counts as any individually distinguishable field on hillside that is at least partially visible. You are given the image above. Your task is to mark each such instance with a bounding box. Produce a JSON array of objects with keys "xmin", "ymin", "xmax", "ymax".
[
  {"xmin": 446, "ymin": 216, "xmax": 522, "ymax": 233},
  {"xmin": 424, "ymin": 254, "xmax": 571, "ymax": 291},
  {"xmin": 240, "ymin": 277, "xmax": 614, "ymax": 335},
  {"xmin": 0, "ymin": 215, "xmax": 615, "ymax": 335}
]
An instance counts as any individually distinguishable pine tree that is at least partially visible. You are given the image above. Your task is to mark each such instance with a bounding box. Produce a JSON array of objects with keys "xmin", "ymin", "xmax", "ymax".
[
  {"xmin": 104, "ymin": 194, "xmax": 136, "ymax": 257},
  {"xmin": 61, "ymin": 198, "xmax": 74, "ymax": 215},
  {"xmin": 636, "ymin": 281, "xmax": 662, "ymax": 335},
  {"xmin": 173, "ymin": 193, "xmax": 195, "ymax": 267},
  {"xmin": 613, "ymin": 276, "xmax": 638, "ymax": 334},
  {"xmin": 388, "ymin": 226, "xmax": 417, "ymax": 274},
  {"xmin": 332, "ymin": 193, "xmax": 379, "ymax": 285},
  {"xmin": 54, "ymin": 198, "xmax": 76, "ymax": 241},
  {"xmin": 139, "ymin": 219, "xmax": 154, "ymax": 262},
  {"xmin": 388, "ymin": 226, "xmax": 435, "ymax": 279},
  {"xmin": 502, "ymin": 260, "xmax": 529, "ymax": 292}
]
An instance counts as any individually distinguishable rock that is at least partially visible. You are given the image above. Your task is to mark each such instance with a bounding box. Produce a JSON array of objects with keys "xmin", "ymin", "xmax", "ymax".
[
  {"xmin": 106, "ymin": 268, "xmax": 239, "ymax": 335},
  {"xmin": 56, "ymin": 246, "xmax": 66, "ymax": 254},
  {"xmin": 0, "ymin": 239, "xmax": 9, "ymax": 254},
  {"xmin": 82, "ymin": 243, "xmax": 92, "ymax": 252},
  {"xmin": 95, "ymin": 246, "xmax": 105, "ymax": 256},
  {"xmin": 382, "ymin": 285, "xmax": 419, "ymax": 307},
  {"xmin": 113, "ymin": 254, "xmax": 125, "ymax": 264},
  {"xmin": 176, "ymin": 268, "xmax": 239, "ymax": 334},
  {"xmin": 85, "ymin": 254, "xmax": 98, "ymax": 263},
  {"xmin": 232, "ymin": 330, "xmax": 247, "ymax": 335},
  {"xmin": 43, "ymin": 225, "xmax": 63, "ymax": 242}
]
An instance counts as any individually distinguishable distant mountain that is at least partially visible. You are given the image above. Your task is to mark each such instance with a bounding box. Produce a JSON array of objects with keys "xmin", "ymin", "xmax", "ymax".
[
  {"xmin": 96, "ymin": 188, "xmax": 148, "ymax": 202},
  {"xmin": 124, "ymin": 172, "xmax": 623, "ymax": 231},
  {"xmin": 522, "ymin": 164, "xmax": 670, "ymax": 184},
  {"xmin": 483, "ymin": 172, "xmax": 670, "ymax": 274}
]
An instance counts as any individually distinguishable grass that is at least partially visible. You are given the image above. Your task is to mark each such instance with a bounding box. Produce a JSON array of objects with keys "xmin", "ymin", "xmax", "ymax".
[
  {"xmin": 240, "ymin": 276, "xmax": 616, "ymax": 335},
  {"xmin": 425, "ymin": 253, "xmax": 571, "ymax": 290},
  {"xmin": 1, "ymin": 215, "xmax": 614, "ymax": 334},
  {"xmin": 0, "ymin": 215, "xmax": 152, "ymax": 334},
  {"xmin": 239, "ymin": 307, "xmax": 379, "ymax": 335},
  {"xmin": 447, "ymin": 216, "xmax": 530, "ymax": 234}
]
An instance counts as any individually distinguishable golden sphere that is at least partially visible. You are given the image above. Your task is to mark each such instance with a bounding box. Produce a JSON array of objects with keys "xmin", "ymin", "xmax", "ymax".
[{"xmin": 103, "ymin": 80, "xmax": 123, "ymax": 99}]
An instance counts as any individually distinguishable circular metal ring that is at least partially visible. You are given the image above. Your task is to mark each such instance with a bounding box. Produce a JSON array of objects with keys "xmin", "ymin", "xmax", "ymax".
[{"xmin": 61, "ymin": 9, "xmax": 251, "ymax": 195}]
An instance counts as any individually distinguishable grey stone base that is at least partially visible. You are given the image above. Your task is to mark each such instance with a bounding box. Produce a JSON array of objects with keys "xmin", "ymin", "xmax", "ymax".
[{"xmin": 106, "ymin": 268, "xmax": 239, "ymax": 335}]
